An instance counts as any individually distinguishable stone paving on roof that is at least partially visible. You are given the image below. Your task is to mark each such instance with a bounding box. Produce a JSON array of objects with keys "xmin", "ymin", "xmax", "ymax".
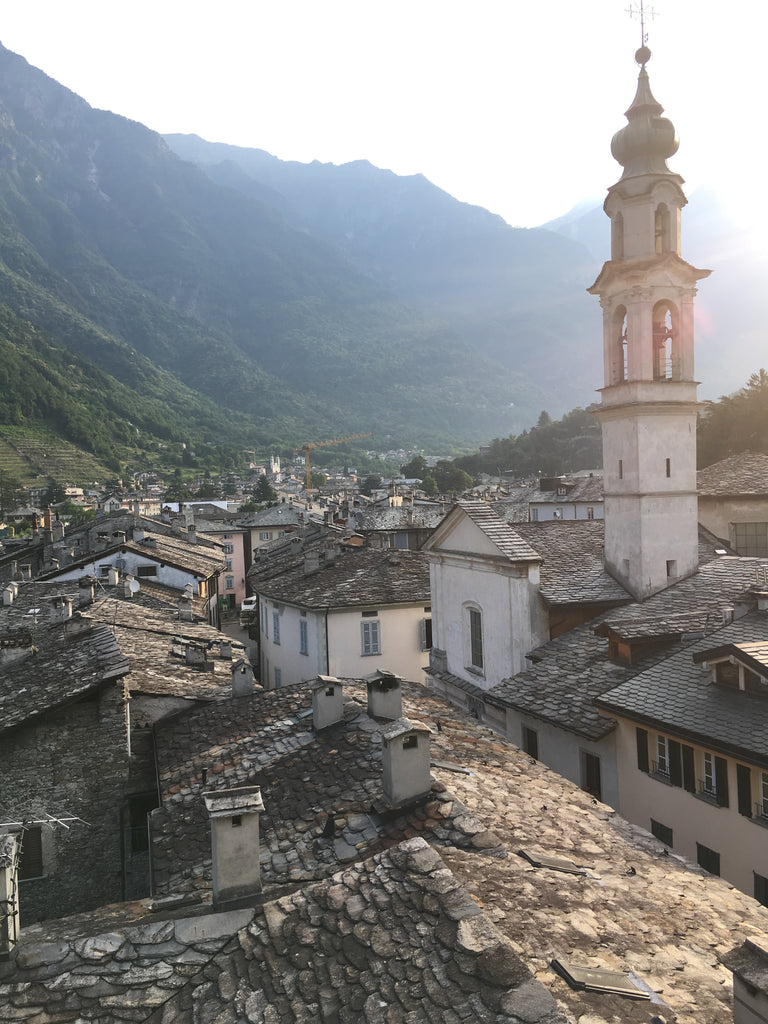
[{"xmin": 697, "ymin": 451, "xmax": 768, "ymax": 496}]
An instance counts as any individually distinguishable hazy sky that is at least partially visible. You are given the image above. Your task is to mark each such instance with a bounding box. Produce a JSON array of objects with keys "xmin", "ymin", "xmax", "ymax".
[{"xmin": 0, "ymin": 1, "xmax": 763, "ymax": 228}]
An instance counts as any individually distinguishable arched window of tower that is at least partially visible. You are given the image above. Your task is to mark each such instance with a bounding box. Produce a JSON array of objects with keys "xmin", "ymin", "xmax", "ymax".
[
  {"xmin": 613, "ymin": 306, "xmax": 628, "ymax": 384},
  {"xmin": 652, "ymin": 301, "xmax": 679, "ymax": 380},
  {"xmin": 654, "ymin": 204, "xmax": 672, "ymax": 254}
]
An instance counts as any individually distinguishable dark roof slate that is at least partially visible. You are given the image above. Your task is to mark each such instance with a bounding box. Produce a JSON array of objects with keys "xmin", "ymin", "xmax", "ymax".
[
  {"xmin": 454, "ymin": 501, "xmax": 541, "ymax": 562},
  {"xmin": 697, "ymin": 451, "xmax": 768, "ymax": 497}
]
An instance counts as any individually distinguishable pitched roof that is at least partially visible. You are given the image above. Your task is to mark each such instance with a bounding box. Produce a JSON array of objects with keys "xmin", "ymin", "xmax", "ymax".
[
  {"xmin": 596, "ymin": 610, "xmax": 768, "ymax": 765},
  {"xmin": 488, "ymin": 555, "xmax": 768, "ymax": 740},
  {"xmin": 515, "ymin": 521, "xmax": 629, "ymax": 605},
  {"xmin": 4, "ymin": 676, "xmax": 768, "ymax": 1023},
  {"xmin": 252, "ymin": 547, "xmax": 431, "ymax": 608},
  {"xmin": 426, "ymin": 500, "xmax": 541, "ymax": 563},
  {"xmin": 530, "ymin": 474, "xmax": 604, "ymax": 504},
  {"xmin": 697, "ymin": 451, "xmax": 768, "ymax": 497}
]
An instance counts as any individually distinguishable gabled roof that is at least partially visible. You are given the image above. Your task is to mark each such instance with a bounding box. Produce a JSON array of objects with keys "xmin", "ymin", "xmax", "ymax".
[
  {"xmin": 515, "ymin": 521, "xmax": 629, "ymax": 605},
  {"xmin": 252, "ymin": 547, "xmax": 430, "ymax": 608},
  {"xmin": 693, "ymin": 637, "xmax": 768, "ymax": 674},
  {"xmin": 530, "ymin": 475, "xmax": 604, "ymax": 505},
  {"xmin": 423, "ymin": 500, "xmax": 541, "ymax": 563},
  {"xmin": 596, "ymin": 610, "xmax": 768, "ymax": 765},
  {"xmin": 697, "ymin": 451, "xmax": 768, "ymax": 497}
]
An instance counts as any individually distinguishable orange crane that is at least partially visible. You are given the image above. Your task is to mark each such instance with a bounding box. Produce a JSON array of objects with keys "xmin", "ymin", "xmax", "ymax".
[{"xmin": 295, "ymin": 434, "xmax": 372, "ymax": 494}]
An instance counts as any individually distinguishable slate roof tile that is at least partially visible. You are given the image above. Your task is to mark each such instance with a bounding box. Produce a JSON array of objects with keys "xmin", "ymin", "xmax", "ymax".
[{"xmin": 697, "ymin": 451, "xmax": 768, "ymax": 496}]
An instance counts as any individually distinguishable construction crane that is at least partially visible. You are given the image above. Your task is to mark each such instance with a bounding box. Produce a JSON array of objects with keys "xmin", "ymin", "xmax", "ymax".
[{"xmin": 295, "ymin": 434, "xmax": 372, "ymax": 494}]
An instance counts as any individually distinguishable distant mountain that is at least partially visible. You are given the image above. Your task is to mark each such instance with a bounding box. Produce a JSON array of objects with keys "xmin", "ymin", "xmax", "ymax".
[{"xmin": 165, "ymin": 135, "xmax": 602, "ymax": 416}]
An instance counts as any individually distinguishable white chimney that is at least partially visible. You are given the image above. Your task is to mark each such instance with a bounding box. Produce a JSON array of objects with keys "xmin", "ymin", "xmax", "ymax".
[
  {"xmin": 381, "ymin": 718, "xmax": 432, "ymax": 806},
  {"xmin": 231, "ymin": 658, "xmax": 255, "ymax": 697},
  {"xmin": 312, "ymin": 675, "xmax": 344, "ymax": 730},
  {"xmin": 0, "ymin": 834, "xmax": 20, "ymax": 957},
  {"xmin": 187, "ymin": 524, "xmax": 197, "ymax": 544},
  {"xmin": 49, "ymin": 595, "xmax": 73, "ymax": 623},
  {"xmin": 106, "ymin": 566, "xmax": 119, "ymax": 586},
  {"xmin": 365, "ymin": 669, "xmax": 403, "ymax": 720},
  {"xmin": 220, "ymin": 640, "xmax": 233, "ymax": 660},
  {"xmin": 2, "ymin": 582, "xmax": 18, "ymax": 607},
  {"xmin": 20, "ymin": 565, "xmax": 31, "ymax": 581},
  {"xmin": 203, "ymin": 786, "xmax": 265, "ymax": 905},
  {"xmin": 178, "ymin": 595, "xmax": 194, "ymax": 621},
  {"xmin": 723, "ymin": 941, "xmax": 768, "ymax": 1024}
]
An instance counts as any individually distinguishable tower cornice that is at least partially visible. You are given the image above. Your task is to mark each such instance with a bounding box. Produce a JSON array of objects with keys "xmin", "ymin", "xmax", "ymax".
[{"xmin": 588, "ymin": 253, "xmax": 711, "ymax": 295}]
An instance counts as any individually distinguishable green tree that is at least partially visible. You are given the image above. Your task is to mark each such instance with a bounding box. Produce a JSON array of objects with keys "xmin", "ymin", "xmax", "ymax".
[
  {"xmin": 0, "ymin": 472, "xmax": 27, "ymax": 514},
  {"xmin": 360, "ymin": 474, "xmax": 382, "ymax": 497},
  {"xmin": 255, "ymin": 476, "xmax": 277, "ymax": 503},
  {"xmin": 400, "ymin": 455, "xmax": 428, "ymax": 479},
  {"xmin": 420, "ymin": 474, "xmax": 438, "ymax": 496},
  {"xmin": 310, "ymin": 470, "xmax": 327, "ymax": 490}
]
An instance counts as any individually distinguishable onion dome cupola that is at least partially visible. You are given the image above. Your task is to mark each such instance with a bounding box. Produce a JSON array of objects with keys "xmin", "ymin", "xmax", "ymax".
[{"xmin": 611, "ymin": 47, "xmax": 680, "ymax": 180}]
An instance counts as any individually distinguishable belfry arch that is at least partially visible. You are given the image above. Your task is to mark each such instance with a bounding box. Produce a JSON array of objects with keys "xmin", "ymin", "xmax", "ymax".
[{"xmin": 652, "ymin": 300, "xmax": 680, "ymax": 380}]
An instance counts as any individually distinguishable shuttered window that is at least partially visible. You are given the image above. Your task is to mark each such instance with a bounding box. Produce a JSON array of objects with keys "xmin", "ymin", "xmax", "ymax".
[
  {"xmin": 668, "ymin": 740, "xmax": 683, "ymax": 787},
  {"xmin": 636, "ymin": 728, "xmax": 649, "ymax": 773},
  {"xmin": 737, "ymin": 764, "xmax": 752, "ymax": 817},
  {"xmin": 682, "ymin": 744, "xmax": 696, "ymax": 793},
  {"xmin": 361, "ymin": 620, "xmax": 381, "ymax": 656}
]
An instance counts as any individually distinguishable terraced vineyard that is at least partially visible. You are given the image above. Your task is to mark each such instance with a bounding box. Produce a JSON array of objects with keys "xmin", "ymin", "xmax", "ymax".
[{"xmin": 0, "ymin": 428, "xmax": 109, "ymax": 488}]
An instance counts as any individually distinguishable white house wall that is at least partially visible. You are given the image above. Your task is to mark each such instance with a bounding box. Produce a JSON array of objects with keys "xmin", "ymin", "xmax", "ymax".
[
  {"xmin": 51, "ymin": 554, "xmax": 203, "ymax": 594},
  {"xmin": 429, "ymin": 556, "xmax": 547, "ymax": 690},
  {"xmin": 259, "ymin": 601, "xmax": 326, "ymax": 687},
  {"xmin": 326, "ymin": 605, "xmax": 430, "ymax": 682}
]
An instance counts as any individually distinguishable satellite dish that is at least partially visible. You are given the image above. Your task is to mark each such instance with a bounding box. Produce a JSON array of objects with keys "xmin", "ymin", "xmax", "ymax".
[{"xmin": 128, "ymin": 580, "xmax": 141, "ymax": 594}]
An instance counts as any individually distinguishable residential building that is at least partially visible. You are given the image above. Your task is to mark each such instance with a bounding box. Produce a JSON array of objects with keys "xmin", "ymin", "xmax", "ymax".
[
  {"xmin": 250, "ymin": 543, "xmax": 432, "ymax": 687},
  {"xmin": 527, "ymin": 473, "xmax": 604, "ymax": 522},
  {"xmin": 192, "ymin": 519, "xmax": 249, "ymax": 609},
  {"xmin": 697, "ymin": 451, "xmax": 768, "ymax": 556}
]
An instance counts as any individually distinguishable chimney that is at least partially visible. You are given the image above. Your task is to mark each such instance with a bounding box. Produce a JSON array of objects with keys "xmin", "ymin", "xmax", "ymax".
[
  {"xmin": 203, "ymin": 786, "xmax": 265, "ymax": 905},
  {"xmin": 365, "ymin": 669, "xmax": 403, "ymax": 720},
  {"xmin": 49, "ymin": 595, "xmax": 73, "ymax": 623},
  {"xmin": 186, "ymin": 642, "xmax": 214, "ymax": 671},
  {"xmin": 106, "ymin": 566, "xmax": 119, "ymax": 586},
  {"xmin": 78, "ymin": 577, "xmax": 95, "ymax": 607},
  {"xmin": 51, "ymin": 520, "xmax": 65, "ymax": 543},
  {"xmin": 2, "ymin": 582, "xmax": 18, "ymax": 607},
  {"xmin": 178, "ymin": 595, "xmax": 194, "ymax": 621},
  {"xmin": 722, "ymin": 940, "xmax": 768, "ymax": 1024},
  {"xmin": 312, "ymin": 675, "xmax": 344, "ymax": 730},
  {"xmin": 133, "ymin": 526, "xmax": 146, "ymax": 543},
  {"xmin": 187, "ymin": 524, "xmax": 197, "ymax": 544},
  {"xmin": 304, "ymin": 549, "xmax": 320, "ymax": 575},
  {"xmin": 381, "ymin": 718, "xmax": 432, "ymax": 806},
  {"xmin": 113, "ymin": 531, "xmax": 126, "ymax": 545},
  {"xmin": 43, "ymin": 508, "xmax": 53, "ymax": 532},
  {"xmin": 219, "ymin": 640, "xmax": 233, "ymax": 660},
  {"xmin": 755, "ymin": 589, "xmax": 768, "ymax": 613},
  {"xmin": 231, "ymin": 658, "xmax": 255, "ymax": 698},
  {"xmin": 65, "ymin": 612, "xmax": 93, "ymax": 639},
  {"xmin": 20, "ymin": 565, "xmax": 31, "ymax": 581},
  {"xmin": 0, "ymin": 834, "xmax": 20, "ymax": 957}
]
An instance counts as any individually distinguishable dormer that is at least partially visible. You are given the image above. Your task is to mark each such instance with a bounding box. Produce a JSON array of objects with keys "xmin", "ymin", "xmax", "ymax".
[{"xmin": 694, "ymin": 642, "xmax": 768, "ymax": 697}]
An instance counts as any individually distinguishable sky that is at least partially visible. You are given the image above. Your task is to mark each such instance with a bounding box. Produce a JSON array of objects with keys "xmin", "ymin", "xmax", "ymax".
[{"xmin": 0, "ymin": 1, "xmax": 765, "ymax": 229}]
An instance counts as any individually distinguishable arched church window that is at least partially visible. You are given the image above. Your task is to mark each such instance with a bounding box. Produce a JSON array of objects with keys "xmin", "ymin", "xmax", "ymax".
[
  {"xmin": 612, "ymin": 213, "xmax": 624, "ymax": 259},
  {"xmin": 612, "ymin": 306, "xmax": 628, "ymax": 383},
  {"xmin": 655, "ymin": 204, "xmax": 671, "ymax": 254},
  {"xmin": 652, "ymin": 301, "xmax": 679, "ymax": 380}
]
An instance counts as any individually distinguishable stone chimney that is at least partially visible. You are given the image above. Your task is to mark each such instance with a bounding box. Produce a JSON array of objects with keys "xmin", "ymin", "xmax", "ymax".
[
  {"xmin": 203, "ymin": 786, "xmax": 265, "ymax": 905},
  {"xmin": 65, "ymin": 612, "xmax": 93, "ymax": 639},
  {"xmin": 2, "ymin": 582, "xmax": 18, "ymax": 607},
  {"xmin": 304, "ymin": 549, "xmax": 321, "ymax": 574},
  {"xmin": 185, "ymin": 641, "xmax": 213, "ymax": 671},
  {"xmin": 178, "ymin": 594, "xmax": 194, "ymax": 622},
  {"xmin": 365, "ymin": 669, "xmax": 403, "ymax": 720},
  {"xmin": 231, "ymin": 658, "xmax": 255, "ymax": 697},
  {"xmin": 219, "ymin": 640, "xmax": 233, "ymax": 660},
  {"xmin": 722, "ymin": 940, "xmax": 768, "ymax": 1024},
  {"xmin": 312, "ymin": 675, "xmax": 344, "ymax": 730},
  {"xmin": 133, "ymin": 525, "xmax": 146, "ymax": 543},
  {"xmin": 187, "ymin": 524, "xmax": 197, "ymax": 544},
  {"xmin": 51, "ymin": 519, "xmax": 65, "ymax": 543},
  {"xmin": 755, "ymin": 588, "xmax": 768, "ymax": 613},
  {"xmin": 20, "ymin": 565, "xmax": 31, "ymax": 581},
  {"xmin": 78, "ymin": 577, "xmax": 95, "ymax": 607},
  {"xmin": 381, "ymin": 718, "xmax": 432, "ymax": 806},
  {"xmin": 49, "ymin": 595, "xmax": 73, "ymax": 623},
  {"xmin": 0, "ymin": 833, "xmax": 20, "ymax": 957}
]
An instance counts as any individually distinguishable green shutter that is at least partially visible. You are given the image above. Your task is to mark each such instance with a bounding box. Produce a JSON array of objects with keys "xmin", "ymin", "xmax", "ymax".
[
  {"xmin": 636, "ymin": 728, "xmax": 649, "ymax": 773},
  {"xmin": 737, "ymin": 765, "xmax": 752, "ymax": 817},
  {"xmin": 715, "ymin": 756, "xmax": 729, "ymax": 807},
  {"xmin": 682, "ymin": 744, "xmax": 696, "ymax": 793},
  {"xmin": 668, "ymin": 740, "xmax": 682, "ymax": 788}
]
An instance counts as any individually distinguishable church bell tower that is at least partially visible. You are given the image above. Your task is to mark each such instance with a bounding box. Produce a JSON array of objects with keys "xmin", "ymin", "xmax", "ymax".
[{"xmin": 588, "ymin": 45, "xmax": 710, "ymax": 601}]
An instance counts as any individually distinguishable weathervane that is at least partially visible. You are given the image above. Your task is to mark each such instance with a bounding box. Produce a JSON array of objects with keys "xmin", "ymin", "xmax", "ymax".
[{"xmin": 627, "ymin": 0, "xmax": 656, "ymax": 47}]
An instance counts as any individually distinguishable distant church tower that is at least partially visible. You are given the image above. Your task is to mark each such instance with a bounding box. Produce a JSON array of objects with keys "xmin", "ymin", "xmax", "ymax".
[{"xmin": 588, "ymin": 45, "xmax": 710, "ymax": 601}]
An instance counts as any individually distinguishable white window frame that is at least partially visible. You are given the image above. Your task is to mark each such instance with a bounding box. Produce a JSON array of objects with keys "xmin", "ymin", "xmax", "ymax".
[
  {"xmin": 225, "ymin": 576, "xmax": 234, "ymax": 590},
  {"xmin": 656, "ymin": 735, "xmax": 669, "ymax": 776},
  {"xmin": 761, "ymin": 771, "xmax": 768, "ymax": 818},
  {"xmin": 703, "ymin": 751, "xmax": 716, "ymax": 796},
  {"xmin": 361, "ymin": 620, "xmax": 381, "ymax": 656}
]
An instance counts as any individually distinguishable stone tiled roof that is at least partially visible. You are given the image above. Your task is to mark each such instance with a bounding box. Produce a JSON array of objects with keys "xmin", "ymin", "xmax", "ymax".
[
  {"xmin": 697, "ymin": 451, "xmax": 768, "ymax": 497},
  {"xmin": 596, "ymin": 610, "xmax": 768, "ymax": 764},
  {"xmin": 453, "ymin": 500, "xmax": 541, "ymax": 562},
  {"xmin": 38, "ymin": 532, "xmax": 226, "ymax": 582},
  {"xmin": 490, "ymin": 555, "xmax": 768, "ymax": 740},
  {"xmin": 355, "ymin": 505, "xmax": 448, "ymax": 532},
  {"xmin": 150, "ymin": 682, "xmax": 502, "ymax": 899},
  {"xmin": 514, "ymin": 521, "xmax": 629, "ymax": 605},
  {"xmin": 4, "ymin": 676, "xmax": 768, "ymax": 1022},
  {"xmin": 531, "ymin": 475, "xmax": 604, "ymax": 504},
  {"xmin": 252, "ymin": 547, "xmax": 431, "ymax": 608},
  {"xmin": 239, "ymin": 504, "xmax": 312, "ymax": 528}
]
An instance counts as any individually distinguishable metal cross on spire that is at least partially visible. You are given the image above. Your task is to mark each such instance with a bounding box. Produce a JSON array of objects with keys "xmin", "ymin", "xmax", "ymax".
[{"xmin": 627, "ymin": 0, "xmax": 657, "ymax": 47}]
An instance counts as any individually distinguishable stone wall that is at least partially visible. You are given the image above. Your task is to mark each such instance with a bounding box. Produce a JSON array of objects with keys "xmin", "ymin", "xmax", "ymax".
[{"xmin": 0, "ymin": 681, "xmax": 132, "ymax": 924}]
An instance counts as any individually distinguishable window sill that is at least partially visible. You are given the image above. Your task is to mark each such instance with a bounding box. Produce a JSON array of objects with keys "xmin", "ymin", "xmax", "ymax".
[
  {"xmin": 361, "ymin": 652, "xmax": 382, "ymax": 657},
  {"xmin": 694, "ymin": 790, "xmax": 720, "ymax": 807},
  {"xmin": 750, "ymin": 814, "xmax": 768, "ymax": 829},
  {"xmin": 650, "ymin": 771, "xmax": 673, "ymax": 786},
  {"xmin": 465, "ymin": 666, "xmax": 485, "ymax": 679}
]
